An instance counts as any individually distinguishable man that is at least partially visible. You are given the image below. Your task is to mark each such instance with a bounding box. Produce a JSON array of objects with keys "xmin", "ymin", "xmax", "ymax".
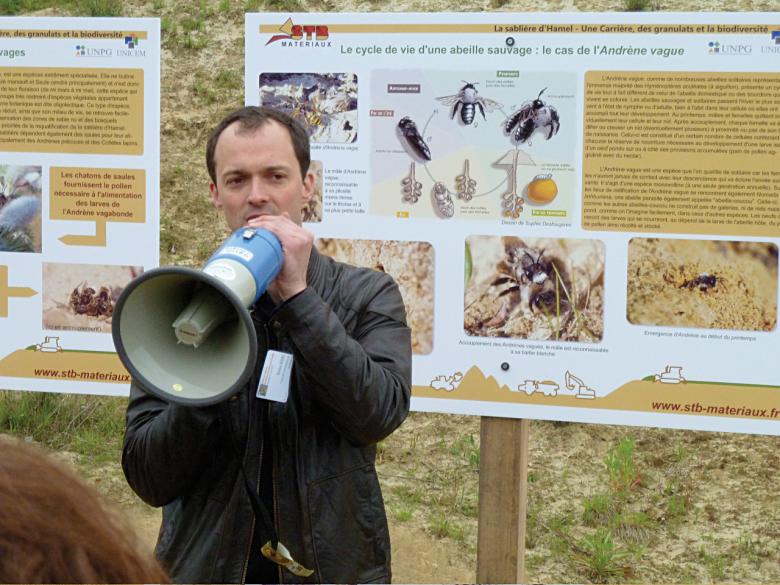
[{"xmin": 122, "ymin": 106, "xmax": 412, "ymax": 583}]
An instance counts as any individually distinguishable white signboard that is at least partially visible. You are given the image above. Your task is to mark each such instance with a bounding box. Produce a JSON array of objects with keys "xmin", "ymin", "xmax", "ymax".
[
  {"xmin": 0, "ymin": 18, "xmax": 160, "ymax": 396},
  {"xmin": 246, "ymin": 13, "xmax": 780, "ymax": 434}
]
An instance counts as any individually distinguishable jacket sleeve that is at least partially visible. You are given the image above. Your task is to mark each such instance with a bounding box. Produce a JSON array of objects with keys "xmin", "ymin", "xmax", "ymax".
[
  {"xmin": 122, "ymin": 382, "xmax": 224, "ymax": 507},
  {"xmin": 273, "ymin": 271, "xmax": 412, "ymax": 446}
]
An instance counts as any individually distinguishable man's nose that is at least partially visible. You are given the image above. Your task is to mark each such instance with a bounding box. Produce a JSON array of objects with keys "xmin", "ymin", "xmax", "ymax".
[{"xmin": 246, "ymin": 177, "xmax": 269, "ymax": 205}]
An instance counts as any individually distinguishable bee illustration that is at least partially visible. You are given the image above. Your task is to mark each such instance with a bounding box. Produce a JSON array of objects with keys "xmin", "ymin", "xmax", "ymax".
[
  {"xmin": 504, "ymin": 87, "xmax": 560, "ymax": 145},
  {"xmin": 484, "ymin": 239, "xmax": 570, "ymax": 327},
  {"xmin": 396, "ymin": 116, "xmax": 432, "ymax": 162},
  {"xmin": 436, "ymin": 81, "xmax": 502, "ymax": 126}
]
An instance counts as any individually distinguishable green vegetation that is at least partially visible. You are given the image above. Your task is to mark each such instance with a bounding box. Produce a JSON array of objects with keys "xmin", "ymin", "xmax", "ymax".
[
  {"xmin": 0, "ymin": 390, "xmax": 125, "ymax": 465},
  {"xmin": 0, "ymin": 0, "xmax": 121, "ymax": 13}
]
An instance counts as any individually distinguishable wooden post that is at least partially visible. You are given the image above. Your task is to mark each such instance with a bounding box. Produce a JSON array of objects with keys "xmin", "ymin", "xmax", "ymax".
[{"xmin": 476, "ymin": 417, "xmax": 530, "ymax": 583}]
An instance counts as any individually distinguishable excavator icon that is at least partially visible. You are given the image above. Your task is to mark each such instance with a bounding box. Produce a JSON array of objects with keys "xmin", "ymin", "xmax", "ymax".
[{"xmin": 564, "ymin": 370, "xmax": 596, "ymax": 399}]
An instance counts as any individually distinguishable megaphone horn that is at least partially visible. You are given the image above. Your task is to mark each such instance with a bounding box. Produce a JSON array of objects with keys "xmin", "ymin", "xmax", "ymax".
[{"xmin": 112, "ymin": 228, "xmax": 282, "ymax": 406}]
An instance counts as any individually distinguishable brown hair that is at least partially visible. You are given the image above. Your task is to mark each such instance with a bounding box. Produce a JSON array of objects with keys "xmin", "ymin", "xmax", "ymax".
[
  {"xmin": 0, "ymin": 437, "xmax": 168, "ymax": 584},
  {"xmin": 206, "ymin": 105, "xmax": 311, "ymax": 184}
]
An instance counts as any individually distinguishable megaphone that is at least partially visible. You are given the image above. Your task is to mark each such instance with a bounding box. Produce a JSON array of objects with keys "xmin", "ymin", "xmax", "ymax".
[{"xmin": 112, "ymin": 228, "xmax": 282, "ymax": 406}]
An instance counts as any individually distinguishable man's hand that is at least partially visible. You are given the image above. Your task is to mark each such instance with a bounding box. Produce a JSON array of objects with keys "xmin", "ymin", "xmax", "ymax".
[{"xmin": 247, "ymin": 213, "xmax": 313, "ymax": 302}]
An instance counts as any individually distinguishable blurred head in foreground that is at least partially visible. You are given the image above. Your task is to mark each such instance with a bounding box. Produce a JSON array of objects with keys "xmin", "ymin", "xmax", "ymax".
[{"xmin": 0, "ymin": 436, "xmax": 168, "ymax": 584}]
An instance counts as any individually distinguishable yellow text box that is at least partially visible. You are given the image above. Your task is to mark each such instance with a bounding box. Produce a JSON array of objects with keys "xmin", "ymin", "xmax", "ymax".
[
  {"xmin": 50, "ymin": 167, "xmax": 145, "ymax": 223},
  {"xmin": 0, "ymin": 67, "xmax": 143, "ymax": 155}
]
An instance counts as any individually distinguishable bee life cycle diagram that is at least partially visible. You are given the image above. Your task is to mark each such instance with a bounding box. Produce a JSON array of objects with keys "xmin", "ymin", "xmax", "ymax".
[
  {"xmin": 1, "ymin": 14, "xmax": 779, "ymax": 438},
  {"xmin": 248, "ymin": 12, "xmax": 780, "ymax": 436}
]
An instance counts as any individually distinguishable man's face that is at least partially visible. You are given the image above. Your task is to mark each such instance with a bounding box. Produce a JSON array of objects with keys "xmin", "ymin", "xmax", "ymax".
[{"xmin": 209, "ymin": 120, "xmax": 314, "ymax": 231}]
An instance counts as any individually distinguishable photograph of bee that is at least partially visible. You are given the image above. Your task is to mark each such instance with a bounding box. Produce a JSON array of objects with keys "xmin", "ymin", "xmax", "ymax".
[
  {"xmin": 259, "ymin": 72, "xmax": 357, "ymax": 143},
  {"xmin": 315, "ymin": 238, "xmax": 434, "ymax": 354},
  {"xmin": 301, "ymin": 160, "xmax": 323, "ymax": 223},
  {"xmin": 42, "ymin": 263, "xmax": 142, "ymax": 333},
  {"xmin": 464, "ymin": 236, "xmax": 605, "ymax": 342},
  {"xmin": 0, "ymin": 164, "xmax": 42, "ymax": 253},
  {"xmin": 627, "ymin": 238, "xmax": 777, "ymax": 331}
]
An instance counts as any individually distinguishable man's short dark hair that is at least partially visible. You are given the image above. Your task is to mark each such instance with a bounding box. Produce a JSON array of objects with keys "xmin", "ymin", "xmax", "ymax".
[{"xmin": 206, "ymin": 106, "xmax": 311, "ymax": 184}]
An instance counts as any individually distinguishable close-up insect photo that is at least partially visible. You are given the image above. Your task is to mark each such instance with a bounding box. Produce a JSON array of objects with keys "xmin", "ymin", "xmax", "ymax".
[
  {"xmin": 464, "ymin": 236, "xmax": 605, "ymax": 342},
  {"xmin": 41, "ymin": 263, "xmax": 142, "ymax": 333},
  {"xmin": 627, "ymin": 238, "xmax": 778, "ymax": 331}
]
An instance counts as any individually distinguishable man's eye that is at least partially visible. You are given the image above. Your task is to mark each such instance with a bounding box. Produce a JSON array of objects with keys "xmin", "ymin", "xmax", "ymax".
[
  {"xmin": 271, "ymin": 174, "xmax": 286, "ymax": 182},
  {"xmin": 226, "ymin": 176, "xmax": 243, "ymax": 186}
]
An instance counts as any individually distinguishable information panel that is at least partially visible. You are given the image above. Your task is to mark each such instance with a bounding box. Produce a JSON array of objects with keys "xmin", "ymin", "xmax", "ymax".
[
  {"xmin": 246, "ymin": 13, "xmax": 780, "ymax": 434},
  {"xmin": 0, "ymin": 18, "xmax": 160, "ymax": 396}
]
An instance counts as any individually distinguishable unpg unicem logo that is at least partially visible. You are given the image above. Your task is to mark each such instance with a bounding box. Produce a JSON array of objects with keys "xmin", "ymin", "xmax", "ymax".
[
  {"xmin": 708, "ymin": 40, "xmax": 752, "ymax": 55},
  {"xmin": 265, "ymin": 18, "xmax": 331, "ymax": 47},
  {"xmin": 764, "ymin": 30, "xmax": 780, "ymax": 53},
  {"xmin": 118, "ymin": 33, "xmax": 146, "ymax": 57},
  {"xmin": 75, "ymin": 44, "xmax": 112, "ymax": 57}
]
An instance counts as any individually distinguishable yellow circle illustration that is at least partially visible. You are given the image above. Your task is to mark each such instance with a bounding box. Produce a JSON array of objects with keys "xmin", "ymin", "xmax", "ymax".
[{"xmin": 527, "ymin": 174, "xmax": 558, "ymax": 204}]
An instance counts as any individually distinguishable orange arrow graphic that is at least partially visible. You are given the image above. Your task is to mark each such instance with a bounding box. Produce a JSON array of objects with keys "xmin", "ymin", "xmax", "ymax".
[
  {"xmin": 0, "ymin": 265, "xmax": 38, "ymax": 318},
  {"xmin": 58, "ymin": 219, "xmax": 107, "ymax": 247}
]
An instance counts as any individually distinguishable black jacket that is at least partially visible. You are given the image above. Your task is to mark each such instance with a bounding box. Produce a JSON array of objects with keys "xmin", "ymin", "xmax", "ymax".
[{"xmin": 122, "ymin": 249, "xmax": 412, "ymax": 583}]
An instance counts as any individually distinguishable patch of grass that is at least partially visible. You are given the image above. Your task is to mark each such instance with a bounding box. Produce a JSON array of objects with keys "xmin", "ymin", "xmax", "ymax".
[
  {"xmin": 214, "ymin": 68, "xmax": 242, "ymax": 91},
  {"xmin": 605, "ymin": 437, "xmax": 640, "ymax": 494},
  {"xmin": 75, "ymin": 0, "xmax": 122, "ymax": 16},
  {"xmin": 622, "ymin": 0, "xmax": 651, "ymax": 9},
  {"xmin": 574, "ymin": 528, "xmax": 632, "ymax": 583},
  {"xmin": 0, "ymin": 390, "xmax": 125, "ymax": 464},
  {"xmin": 698, "ymin": 545, "xmax": 727, "ymax": 581},
  {"xmin": 582, "ymin": 492, "xmax": 617, "ymax": 526},
  {"xmin": 191, "ymin": 76, "xmax": 218, "ymax": 105},
  {"xmin": 449, "ymin": 432, "xmax": 479, "ymax": 470},
  {"xmin": 610, "ymin": 511, "xmax": 655, "ymax": 544},
  {"xmin": 429, "ymin": 512, "xmax": 465, "ymax": 542},
  {"xmin": 263, "ymin": 0, "xmax": 305, "ymax": 10},
  {"xmin": 182, "ymin": 32, "xmax": 208, "ymax": 50},
  {"xmin": 665, "ymin": 493, "xmax": 688, "ymax": 521},
  {"xmin": 391, "ymin": 503, "xmax": 414, "ymax": 523}
]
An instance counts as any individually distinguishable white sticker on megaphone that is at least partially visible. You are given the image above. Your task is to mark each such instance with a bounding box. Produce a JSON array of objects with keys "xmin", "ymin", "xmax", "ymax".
[{"xmin": 256, "ymin": 350, "xmax": 292, "ymax": 403}]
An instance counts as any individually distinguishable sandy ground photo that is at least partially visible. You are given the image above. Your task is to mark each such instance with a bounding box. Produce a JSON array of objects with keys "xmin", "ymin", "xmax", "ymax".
[
  {"xmin": 627, "ymin": 238, "xmax": 777, "ymax": 331},
  {"xmin": 315, "ymin": 238, "xmax": 434, "ymax": 354},
  {"xmin": 302, "ymin": 159, "xmax": 323, "ymax": 223}
]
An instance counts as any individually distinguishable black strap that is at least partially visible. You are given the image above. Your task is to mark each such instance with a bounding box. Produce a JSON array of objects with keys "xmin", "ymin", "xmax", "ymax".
[{"xmin": 227, "ymin": 406, "xmax": 279, "ymax": 549}]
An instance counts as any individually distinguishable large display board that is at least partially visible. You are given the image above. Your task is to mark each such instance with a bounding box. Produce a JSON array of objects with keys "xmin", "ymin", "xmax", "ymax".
[
  {"xmin": 247, "ymin": 13, "xmax": 780, "ymax": 435},
  {"xmin": 0, "ymin": 18, "xmax": 160, "ymax": 396}
]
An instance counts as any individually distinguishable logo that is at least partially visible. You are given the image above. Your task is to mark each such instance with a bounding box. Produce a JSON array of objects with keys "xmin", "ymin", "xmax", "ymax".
[
  {"xmin": 124, "ymin": 34, "xmax": 140, "ymax": 49},
  {"xmin": 763, "ymin": 30, "xmax": 780, "ymax": 53},
  {"xmin": 75, "ymin": 44, "xmax": 112, "ymax": 57},
  {"xmin": 707, "ymin": 40, "xmax": 751, "ymax": 55},
  {"xmin": 265, "ymin": 17, "xmax": 331, "ymax": 47}
]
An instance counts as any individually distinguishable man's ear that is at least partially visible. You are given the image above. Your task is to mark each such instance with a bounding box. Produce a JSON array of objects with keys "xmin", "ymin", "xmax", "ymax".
[
  {"xmin": 209, "ymin": 181, "xmax": 222, "ymax": 209},
  {"xmin": 301, "ymin": 170, "xmax": 315, "ymax": 203}
]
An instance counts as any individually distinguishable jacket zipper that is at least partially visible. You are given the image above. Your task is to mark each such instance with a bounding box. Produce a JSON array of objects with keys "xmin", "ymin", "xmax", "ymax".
[{"xmin": 241, "ymin": 320, "xmax": 270, "ymax": 584}]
